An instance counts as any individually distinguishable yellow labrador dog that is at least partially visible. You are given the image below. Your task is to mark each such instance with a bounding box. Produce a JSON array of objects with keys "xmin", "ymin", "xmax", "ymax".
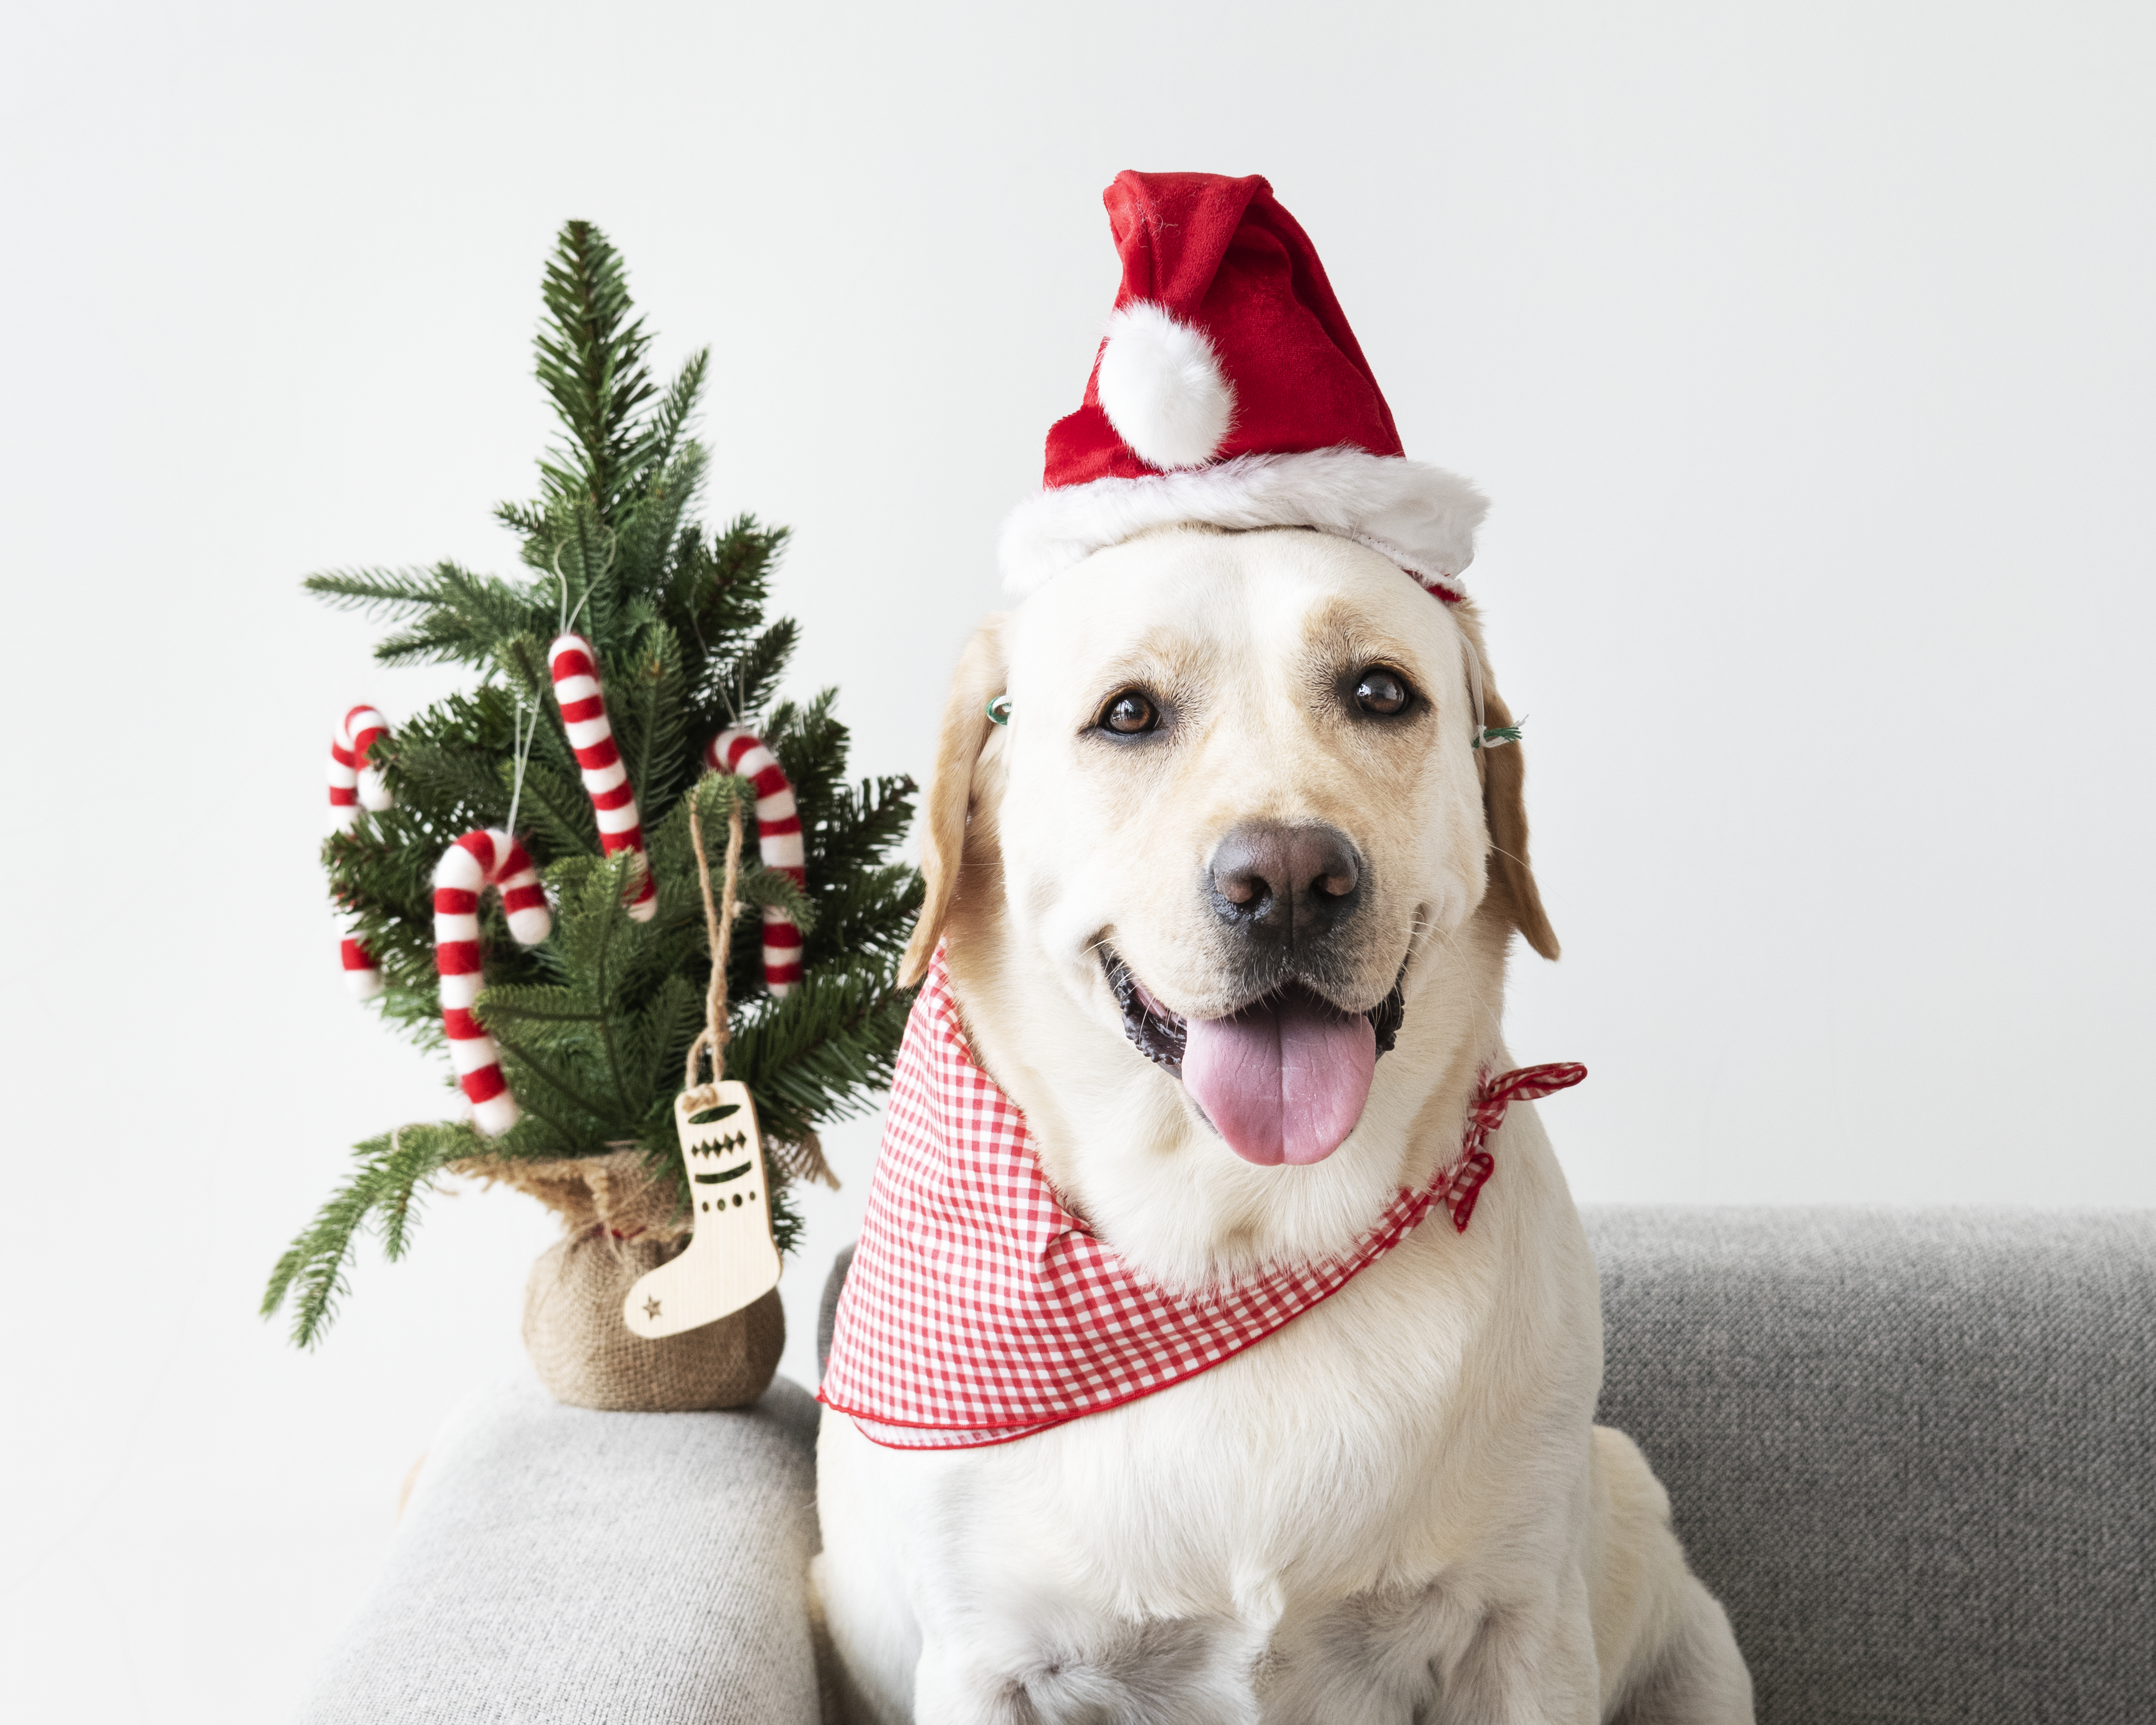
[{"xmin": 814, "ymin": 522, "xmax": 1751, "ymax": 1722}]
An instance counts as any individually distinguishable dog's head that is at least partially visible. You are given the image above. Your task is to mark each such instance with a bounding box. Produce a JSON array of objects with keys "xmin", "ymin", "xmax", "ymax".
[{"xmin": 906, "ymin": 524, "xmax": 1554, "ymax": 1174}]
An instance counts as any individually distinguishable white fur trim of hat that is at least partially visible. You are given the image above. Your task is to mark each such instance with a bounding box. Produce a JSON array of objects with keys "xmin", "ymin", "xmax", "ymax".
[{"xmin": 999, "ymin": 446, "xmax": 1490, "ymax": 601}]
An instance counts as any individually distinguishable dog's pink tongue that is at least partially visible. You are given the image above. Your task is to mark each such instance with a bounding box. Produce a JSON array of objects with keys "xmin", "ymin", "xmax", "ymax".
[{"xmin": 1182, "ymin": 992, "xmax": 1377, "ymax": 1166}]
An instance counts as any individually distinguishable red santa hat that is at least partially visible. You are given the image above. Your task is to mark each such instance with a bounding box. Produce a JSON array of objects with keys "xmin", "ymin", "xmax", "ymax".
[{"xmin": 999, "ymin": 171, "xmax": 1486, "ymax": 602}]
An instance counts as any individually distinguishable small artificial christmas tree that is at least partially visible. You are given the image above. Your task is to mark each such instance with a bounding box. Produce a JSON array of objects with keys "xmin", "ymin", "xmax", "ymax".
[{"xmin": 265, "ymin": 220, "xmax": 920, "ymax": 1352}]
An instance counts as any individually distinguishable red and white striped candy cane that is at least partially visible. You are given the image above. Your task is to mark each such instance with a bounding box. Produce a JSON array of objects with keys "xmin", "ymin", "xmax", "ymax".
[
  {"xmin": 328, "ymin": 704, "xmax": 393, "ymax": 828},
  {"xmin": 549, "ymin": 633, "xmax": 657, "ymax": 922},
  {"xmin": 434, "ymin": 829, "xmax": 552, "ymax": 1137},
  {"xmin": 707, "ymin": 729, "xmax": 805, "ymax": 996},
  {"xmin": 328, "ymin": 705, "xmax": 393, "ymax": 998}
]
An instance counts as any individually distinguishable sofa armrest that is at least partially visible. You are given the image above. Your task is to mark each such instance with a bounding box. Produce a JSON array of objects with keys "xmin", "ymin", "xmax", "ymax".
[{"xmin": 299, "ymin": 1372, "xmax": 822, "ymax": 1724}]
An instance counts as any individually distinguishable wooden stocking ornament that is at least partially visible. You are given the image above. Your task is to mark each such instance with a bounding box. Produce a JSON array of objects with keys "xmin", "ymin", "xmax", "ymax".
[{"xmin": 623, "ymin": 1082, "xmax": 784, "ymax": 1340}]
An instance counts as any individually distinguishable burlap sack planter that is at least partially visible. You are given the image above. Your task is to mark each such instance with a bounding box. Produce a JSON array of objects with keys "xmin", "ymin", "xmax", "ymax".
[
  {"xmin": 457, "ymin": 1148, "xmax": 786, "ymax": 1413},
  {"xmin": 523, "ymin": 1231, "xmax": 784, "ymax": 1412}
]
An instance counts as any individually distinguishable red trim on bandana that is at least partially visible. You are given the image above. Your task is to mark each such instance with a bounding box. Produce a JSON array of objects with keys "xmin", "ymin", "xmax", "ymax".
[{"xmin": 818, "ymin": 948, "xmax": 1584, "ymax": 1450}]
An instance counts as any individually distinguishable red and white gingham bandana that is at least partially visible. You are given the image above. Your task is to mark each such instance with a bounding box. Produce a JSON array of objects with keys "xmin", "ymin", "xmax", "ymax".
[{"xmin": 818, "ymin": 948, "xmax": 1585, "ymax": 1450}]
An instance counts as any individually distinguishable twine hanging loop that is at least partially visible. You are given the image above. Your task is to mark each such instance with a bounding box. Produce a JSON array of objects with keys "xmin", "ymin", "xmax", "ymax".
[{"xmin": 683, "ymin": 782, "xmax": 745, "ymax": 1109}]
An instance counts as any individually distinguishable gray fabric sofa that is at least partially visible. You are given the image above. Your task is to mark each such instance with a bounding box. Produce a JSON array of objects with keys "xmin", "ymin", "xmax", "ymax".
[{"xmin": 298, "ymin": 1209, "xmax": 2155, "ymax": 1723}]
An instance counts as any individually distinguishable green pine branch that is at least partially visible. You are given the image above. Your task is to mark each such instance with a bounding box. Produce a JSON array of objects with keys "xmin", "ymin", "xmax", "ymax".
[
  {"xmin": 263, "ymin": 1121, "xmax": 483, "ymax": 1347},
  {"xmin": 535, "ymin": 221, "xmax": 657, "ymax": 524},
  {"xmin": 303, "ymin": 564, "xmax": 451, "ymax": 618}
]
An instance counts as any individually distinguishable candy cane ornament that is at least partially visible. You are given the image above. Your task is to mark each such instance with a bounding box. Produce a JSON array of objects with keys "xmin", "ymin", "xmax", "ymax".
[
  {"xmin": 548, "ymin": 633, "xmax": 657, "ymax": 922},
  {"xmin": 328, "ymin": 704, "xmax": 393, "ymax": 827},
  {"xmin": 435, "ymin": 829, "xmax": 552, "ymax": 1137},
  {"xmin": 328, "ymin": 705, "xmax": 393, "ymax": 998},
  {"xmin": 707, "ymin": 728, "xmax": 805, "ymax": 996}
]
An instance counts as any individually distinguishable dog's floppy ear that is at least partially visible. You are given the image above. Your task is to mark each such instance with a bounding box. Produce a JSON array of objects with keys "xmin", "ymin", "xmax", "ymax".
[
  {"xmin": 1476, "ymin": 669, "xmax": 1560, "ymax": 961},
  {"xmin": 900, "ymin": 615, "xmax": 1010, "ymax": 986}
]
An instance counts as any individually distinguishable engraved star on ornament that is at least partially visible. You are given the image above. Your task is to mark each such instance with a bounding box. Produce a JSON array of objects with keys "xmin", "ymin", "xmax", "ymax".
[{"xmin": 643, "ymin": 1297, "xmax": 662, "ymax": 1320}]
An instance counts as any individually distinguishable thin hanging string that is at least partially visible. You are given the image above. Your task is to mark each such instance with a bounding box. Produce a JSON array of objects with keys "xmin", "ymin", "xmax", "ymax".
[
  {"xmin": 503, "ymin": 695, "xmax": 540, "ymax": 838},
  {"xmin": 682, "ymin": 784, "xmax": 745, "ymax": 1105},
  {"xmin": 551, "ymin": 541, "xmax": 596, "ymax": 642},
  {"xmin": 516, "ymin": 525, "xmax": 611, "ymax": 836}
]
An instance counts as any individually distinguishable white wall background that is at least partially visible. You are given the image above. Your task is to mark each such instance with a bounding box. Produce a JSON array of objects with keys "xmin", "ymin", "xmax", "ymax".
[{"xmin": 1, "ymin": 2, "xmax": 2148, "ymax": 1717}]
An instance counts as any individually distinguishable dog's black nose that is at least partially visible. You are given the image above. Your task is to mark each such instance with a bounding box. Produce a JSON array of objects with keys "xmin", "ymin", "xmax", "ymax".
[{"xmin": 1208, "ymin": 821, "xmax": 1363, "ymax": 946}]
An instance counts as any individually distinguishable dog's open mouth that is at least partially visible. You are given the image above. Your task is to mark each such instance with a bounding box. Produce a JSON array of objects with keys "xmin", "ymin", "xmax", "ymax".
[{"xmin": 1104, "ymin": 951, "xmax": 1405, "ymax": 1168}]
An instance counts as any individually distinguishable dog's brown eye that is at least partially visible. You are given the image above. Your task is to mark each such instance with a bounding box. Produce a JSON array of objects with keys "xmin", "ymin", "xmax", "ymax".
[
  {"xmin": 1354, "ymin": 668, "xmax": 1410, "ymax": 716},
  {"xmin": 1101, "ymin": 691, "xmax": 1160, "ymax": 735}
]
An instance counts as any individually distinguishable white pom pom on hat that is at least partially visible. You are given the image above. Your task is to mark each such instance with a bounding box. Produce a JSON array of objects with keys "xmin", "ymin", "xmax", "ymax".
[{"xmin": 1094, "ymin": 302, "xmax": 1236, "ymax": 471}]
